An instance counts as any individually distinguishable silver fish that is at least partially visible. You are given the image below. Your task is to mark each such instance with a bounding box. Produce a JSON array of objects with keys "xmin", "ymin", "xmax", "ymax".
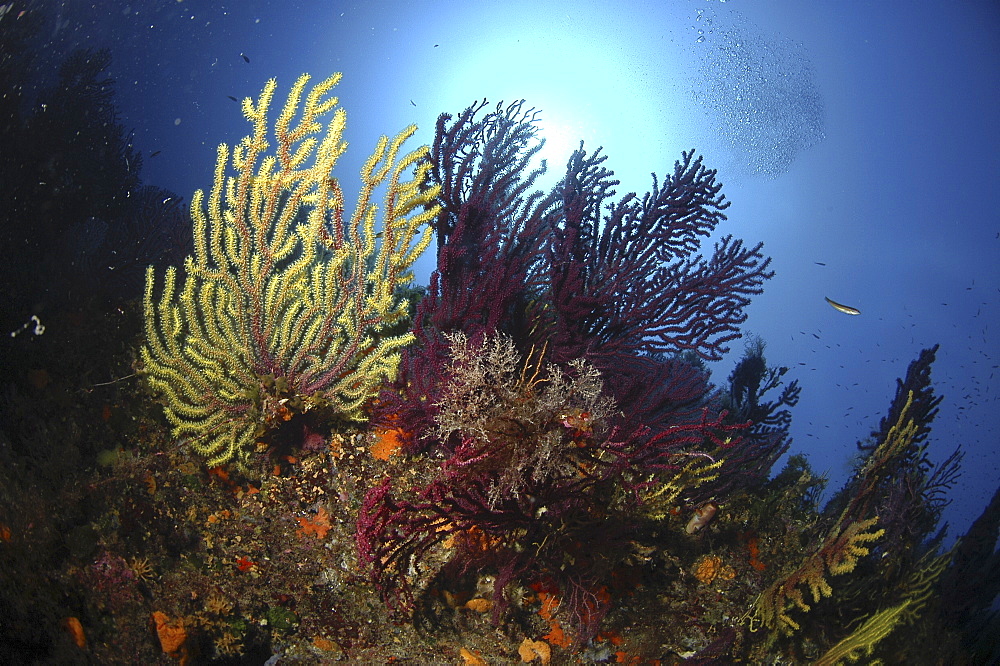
[{"xmin": 825, "ymin": 296, "xmax": 860, "ymax": 316}]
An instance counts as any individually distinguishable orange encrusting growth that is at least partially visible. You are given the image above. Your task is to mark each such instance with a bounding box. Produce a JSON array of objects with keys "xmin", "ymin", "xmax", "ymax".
[
  {"xmin": 692, "ymin": 554, "xmax": 737, "ymax": 584},
  {"xmin": 519, "ymin": 637, "xmax": 552, "ymax": 663},
  {"xmin": 536, "ymin": 589, "xmax": 572, "ymax": 648},
  {"xmin": 296, "ymin": 506, "xmax": 332, "ymax": 539},
  {"xmin": 460, "ymin": 646, "xmax": 488, "ymax": 665},
  {"xmin": 63, "ymin": 616, "xmax": 86, "ymax": 649},
  {"xmin": 371, "ymin": 426, "xmax": 409, "ymax": 460},
  {"xmin": 151, "ymin": 611, "xmax": 188, "ymax": 664}
]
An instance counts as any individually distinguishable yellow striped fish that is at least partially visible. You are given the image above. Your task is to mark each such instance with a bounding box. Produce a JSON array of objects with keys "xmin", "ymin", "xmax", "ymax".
[{"xmin": 825, "ymin": 296, "xmax": 860, "ymax": 316}]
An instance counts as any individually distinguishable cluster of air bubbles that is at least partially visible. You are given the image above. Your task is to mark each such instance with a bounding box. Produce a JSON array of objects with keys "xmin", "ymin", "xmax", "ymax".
[
  {"xmin": 694, "ymin": 8, "xmax": 713, "ymax": 43},
  {"xmin": 690, "ymin": 13, "xmax": 825, "ymax": 179}
]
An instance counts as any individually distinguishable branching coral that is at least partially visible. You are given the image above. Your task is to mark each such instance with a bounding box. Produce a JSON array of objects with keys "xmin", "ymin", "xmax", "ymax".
[
  {"xmin": 637, "ymin": 458, "xmax": 723, "ymax": 520},
  {"xmin": 141, "ymin": 73, "xmax": 437, "ymax": 473},
  {"xmin": 939, "ymin": 484, "xmax": 1000, "ymax": 655},
  {"xmin": 825, "ymin": 346, "xmax": 958, "ymax": 552},
  {"xmin": 431, "ymin": 331, "xmax": 613, "ymax": 506},
  {"xmin": 359, "ymin": 98, "xmax": 775, "ymax": 647},
  {"xmin": 379, "ymin": 99, "xmax": 773, "ymax": 452},
  {"xmin": 377, "ymin": 100, "xmax": 558, "ymax": 451},
  {"xmin": 748, "ymin": 347, "xmax": 960, "ymax": 649},
  {"xmin": 812, "ymin": 600, "xmax": 912, "ymax": 666},
  {"xmin": 543, "ymin": 146, "xmax": 773, "ymax": 365},
  {"xmin": 750, "ymin": 516, "xmax": 885, "ymax": 634},
  {"xmin": 748, "ymin": 392, "xmax": 923, "ymax": 634},
  {"xmin": 812, "ymin": 552, "xmax": 948, "ymax": 665},
  {"xmin": 707, "ymin": 336, "xmax": 801, "ymax": 500},
  {"xmin": 358, "ymin": 333, "xmax": 616, "ymax": 614}
]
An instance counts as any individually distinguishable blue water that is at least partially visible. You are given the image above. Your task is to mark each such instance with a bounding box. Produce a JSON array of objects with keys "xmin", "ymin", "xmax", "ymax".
[{"xmin": 2, "ymin": 1, "xmax": 997, "ymax": 662}]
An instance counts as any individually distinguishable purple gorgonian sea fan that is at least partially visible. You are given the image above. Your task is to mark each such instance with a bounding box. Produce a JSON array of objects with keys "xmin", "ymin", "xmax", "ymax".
[
  {"xmin": 376, "ymin": 99, "xmax": 774, "ymax": 448},
  {"xmin": 360, "ymin": 99, "xmax": 779, "ymax": 644},
  {"xmin": 374, "ymin": 100, "xmax": 559, "ymax": 451},
  {"xmin": 358, "ymin": 331, "xmax": 747, "ymax": 645},
  {"xmin": 541, "ymin": 143, "xmax": 774, "ymax": 433}
]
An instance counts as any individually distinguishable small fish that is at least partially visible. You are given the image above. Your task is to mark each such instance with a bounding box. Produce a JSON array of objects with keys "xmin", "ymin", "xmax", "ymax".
[
  {"xmin": 825, "ymin": 296, "xmax": 861, "ymax": 316},
  {"xmin": 410, "ymin": 99, "xmax": 416, "ymax": 106},
  {"xmin": 434, "ymin": 44, "xmax": 439, "ymax": 47},
  {"xmin": 240, "ymin": 53, "xmax": 250, "ymax": 63},
  {"xmin": 814, "ymin": 261, "xmax": 826, "ymax": 266},
  {"xmin": 149, "ymin": 150, "xmax": 161, "ymax": 158},
  {"xmin": 227, "ymin": 95, "xmax": 238, "ymax": 102}
]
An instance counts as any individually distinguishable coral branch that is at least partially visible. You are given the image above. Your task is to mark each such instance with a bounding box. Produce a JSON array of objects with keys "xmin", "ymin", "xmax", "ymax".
[
  {"xmin": 142, "ymin": 74, "xmax": 437, "ymax": 472},
  {"xmin": 545, "ymin": 148, "xmax": 773, "ymax": 364},
  {"xmin": 751, "ymin": 517, "xmax": 885, "ymax": 634}
]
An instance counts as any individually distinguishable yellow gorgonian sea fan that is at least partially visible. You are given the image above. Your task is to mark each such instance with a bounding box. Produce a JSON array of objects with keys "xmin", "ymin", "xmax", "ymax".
[{"xmin": 142, "ymin": 73, "xmax": 438, "ymax": 473}]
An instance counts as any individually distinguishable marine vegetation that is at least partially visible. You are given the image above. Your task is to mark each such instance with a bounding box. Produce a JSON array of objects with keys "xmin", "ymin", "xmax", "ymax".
[
  {"xmin": 140, "ymin": 74, "xmax": 436, "ymax": 473},
  {"xmin": 353, "ymin": 99, "xmax": 987, "ymax": 660},
  {"xmin": 378, "ymin": 100, "xmax": 774, "ymax": 453},
  {"xmin": 359, "ymin": 100, "xmax": 781, "ymax": 646},
  {"xmin": 0, "ymin": 30, "xmax": 997, "ymax": 662},
  {"xmin": 358, "ymin": 330, "xmax": 741, "ymax": 644}
]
